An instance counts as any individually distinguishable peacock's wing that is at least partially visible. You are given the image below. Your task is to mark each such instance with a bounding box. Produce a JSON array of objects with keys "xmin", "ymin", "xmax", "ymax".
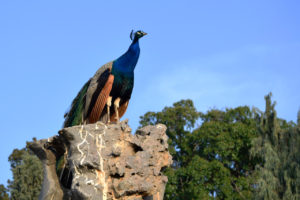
[
  {"xmin": 63, "ymin": 79, "xmax": 91, "ymax": 127},
  {"xmin": 87, "ymin": 71, "xmax": 114, "ymax": 123},
  {"xmin": 84, "ymin": 61, "xmax": 114, "ymax": 123}
]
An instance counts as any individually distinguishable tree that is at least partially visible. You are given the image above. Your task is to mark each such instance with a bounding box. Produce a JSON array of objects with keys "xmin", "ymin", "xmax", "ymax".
[
  {"xmin": 251, "ymin": 93, "xmax": 300, "ymax": 199},
  {"xmin": 140, "ymin": 100, "xmax": 259, "ymax": 199},
  {"xmin": 0, "ymin": 184, "xmax": 9, "ymax": 200},
  {"xmin": 7, "ymin": 147, "xmax": 43, "ymax": 200},
  {"xmin": 187, "ymin": 106, "xmax": 258, "ymax": 199}
]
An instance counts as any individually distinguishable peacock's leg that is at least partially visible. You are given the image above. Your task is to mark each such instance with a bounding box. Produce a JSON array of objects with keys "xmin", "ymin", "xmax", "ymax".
[
  {"xmin": 106, "ymin": 96, "xmax": 112, "ymax": 123},
  {"xmin": 114, "ymin": 97, "xmax": 121, "ymax": 123}
]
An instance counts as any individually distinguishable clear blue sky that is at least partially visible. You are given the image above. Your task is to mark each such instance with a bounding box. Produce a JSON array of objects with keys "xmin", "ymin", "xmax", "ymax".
[{"xmin": 1, "ymin": 1, "xmax": 299, "ymax": 186}]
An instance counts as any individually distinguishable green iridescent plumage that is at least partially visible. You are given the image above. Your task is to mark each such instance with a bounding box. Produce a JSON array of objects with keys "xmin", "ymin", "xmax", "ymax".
[{"xmin": 63, "ymin": 79, "xmax": 91, "ymax": 127}]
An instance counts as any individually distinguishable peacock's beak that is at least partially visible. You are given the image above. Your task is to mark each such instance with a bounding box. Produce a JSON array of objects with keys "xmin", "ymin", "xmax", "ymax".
[{"xmin": 142, "ymin": 32, "xmax": 147, "ymax": 36}]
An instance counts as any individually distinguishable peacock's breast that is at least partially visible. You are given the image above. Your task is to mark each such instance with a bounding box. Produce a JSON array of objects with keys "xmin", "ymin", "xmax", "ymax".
[{"xmin": 111, "ymin": 72, "xmax": 134, "ymax": 99}]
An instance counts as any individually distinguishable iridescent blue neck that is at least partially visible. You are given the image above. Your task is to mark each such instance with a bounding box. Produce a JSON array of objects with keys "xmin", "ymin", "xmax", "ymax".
[{"xmin": 112, "ymin": 40, "xmax": 140, "ymax": 75}]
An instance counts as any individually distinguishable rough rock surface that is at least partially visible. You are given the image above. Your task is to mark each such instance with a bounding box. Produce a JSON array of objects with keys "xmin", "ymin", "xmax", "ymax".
[{"xmin": 29, "ymin": 120, "xmax": 172, "ymax": 200}]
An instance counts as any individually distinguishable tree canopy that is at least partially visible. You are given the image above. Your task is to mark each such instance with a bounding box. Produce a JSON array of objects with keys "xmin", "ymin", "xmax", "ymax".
[
  {"xmin": 250, "ymin": 94, "xmax": 300, "ymax": 199},
  {"xmin": 140, "ymin": 95, "xmax": 300, "ymax": 199},
  {"xmin": 140, "ymin": 100, "xmax": 259, "ymax": 199},
  {"xmin": 7, "ymin": 147, "xmax": 43, "ymax": 200}
]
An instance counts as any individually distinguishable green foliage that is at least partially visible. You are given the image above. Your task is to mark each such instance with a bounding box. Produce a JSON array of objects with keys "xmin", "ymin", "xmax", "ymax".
[
  {"xmin": 8, "ymin": 149, "xmax": 26, "ymax": 169},
  {"xmin": 140, "ymin": 100, "xmax": 258, "ymax": 199},
  {"xmin": 190, "ymin": 106, "xmax": 258, "ymax": 199},
  {"xmin": 7, "ymin": 148, "xmax": 43, "ymax": 200},
  {"xmin": 0, "ymin": 184, "xmax": 9, "ymax": 200},
  {"xmin": 250, "ymin": 93, "xmax": 300, "ymax": 199},
  {"xmin": 140, "ymin": 100, "xmax": 200, "ymax": 166}
]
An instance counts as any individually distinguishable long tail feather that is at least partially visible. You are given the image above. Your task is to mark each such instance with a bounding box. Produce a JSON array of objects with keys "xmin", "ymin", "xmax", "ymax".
[{"xmin": 63, "ymin": 79, "xmax": 91, "ymax": 127}]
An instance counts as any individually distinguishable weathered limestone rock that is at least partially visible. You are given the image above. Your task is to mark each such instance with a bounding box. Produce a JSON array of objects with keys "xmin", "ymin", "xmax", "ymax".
[{"xmin": 29, "ymin": 120, "xmax": 172, "ymax": 200}]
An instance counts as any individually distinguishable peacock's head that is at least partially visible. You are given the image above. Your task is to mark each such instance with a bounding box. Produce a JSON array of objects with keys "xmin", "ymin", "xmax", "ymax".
[{"xmin": 130, "ymin": 30, "xmax": 147, "ymax": 41}]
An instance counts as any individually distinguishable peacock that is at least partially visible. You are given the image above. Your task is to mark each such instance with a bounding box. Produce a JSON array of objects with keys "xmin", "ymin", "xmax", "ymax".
[
  {"xmin": 63, "ymin": 30, "xmax": 147, "ymax": 127},
  {"xmin": 57, "ymin": 30, "xmax": 147, "ymax": 188}
]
